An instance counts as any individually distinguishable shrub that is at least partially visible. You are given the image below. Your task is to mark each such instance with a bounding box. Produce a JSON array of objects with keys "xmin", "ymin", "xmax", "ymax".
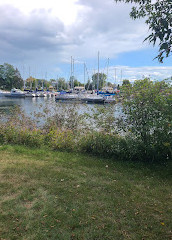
[
  {"xmin": 120, "ymin": 79, "xmax": 172, "ymax": 162},
  {"xmin": 118, "ymin": 135, "xmax": 172, "ymax": 162},
  {"xmin": 79, "ymin": 132, "xmax": 122, "ymax": 158},
  {"xmin": 0, "ymin": 124, "xmax": 44, "ymax": 147},
  {"xmin": 46, "ymin": 128, "xmax": 75, "ymax": 151},
  {"xmin": 44, "ymin": 103, "xmax": 83, "ymax": 132}
]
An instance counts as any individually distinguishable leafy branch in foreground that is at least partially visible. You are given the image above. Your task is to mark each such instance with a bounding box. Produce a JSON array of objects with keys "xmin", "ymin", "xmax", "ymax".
[{"xmin": 114, "ymin": 0, "xmax": 172, "ymax": 62}]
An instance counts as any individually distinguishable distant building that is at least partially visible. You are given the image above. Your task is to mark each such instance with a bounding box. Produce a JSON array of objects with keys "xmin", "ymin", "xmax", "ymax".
[
  {"xmin": 74, "ymin": 86, "xmax": 85, "ymax": 92},
  {"xmin": 49, "ymin": 85, "xmax": 54, "ymax": 91}
]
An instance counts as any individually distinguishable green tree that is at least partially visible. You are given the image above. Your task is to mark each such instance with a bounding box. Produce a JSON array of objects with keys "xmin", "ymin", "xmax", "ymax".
[
  {"xmin": 58, "ymin": 77, "xmax": 67, "ymax": 91},
  {"xmin": 92, "ymin": 73, "xmax": 107, "ymax": 90},
  {"xmin": 122, "ymin": 79, "xmax": 131, "ymax": 86},
  {"xmin": 114, "ymin": 0, "xmax": 172, "ymax": 62},
  {"xmin": 69, "ymin": 77, "xmax": 84, "ymax": 89},
  {"xmin": 85, "ymin": 79, "xmax": 93, "ymax": 90},
  {"xmin": 121, "ymin": 80, "xmax": 132, "ymax": 95},
  {"xmin": 107, "ymin": 82, "xmax": 113, "ymax": 87},
  {"xmin": 121, "ymin": 78, "xmax": 172, "ymax": 160},
  {"xmin": 73, "ymin": 79, "xmax": 84, "ymax": 88},
  {"xmin": 69, "ymin": 76, "xmax": 76, "ymax": 89},
  {"xmin": 0, "ymin": 64, "xmax": 5, "ymax": 88},
  {"xmin": 0, "ymin": 63, "xmax": 23, "ymax": 89},
  {"xmin": 26, "ymin": 76, "xmax": 36, "ymax": 89},
  {"xmin": 36, "ymin": 78, "xmax": 46, "ymax": 89},
  {"xmin": 13, "ymin": 68, "xmax": 23, "ymax": 89}
]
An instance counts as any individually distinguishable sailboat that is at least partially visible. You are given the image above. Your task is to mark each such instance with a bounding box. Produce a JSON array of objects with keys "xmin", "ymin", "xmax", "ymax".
[
  {"xmin": 81, "ymin": 52, "xmax": 105, "ymax": 104},
  {"xmin": 55, "ymin": 56, "xmax": 79, "ymax": 102},
  {"xmin": 25, "ymin": 90, "xmax": 36, "ymax": 97},
  {"xmin": 101, "ymin": 58, "xmax": 116, "ymax": 103},
  {"xmin": 81, "ymin": 95, "xmax": 105, "ymax": 104}
]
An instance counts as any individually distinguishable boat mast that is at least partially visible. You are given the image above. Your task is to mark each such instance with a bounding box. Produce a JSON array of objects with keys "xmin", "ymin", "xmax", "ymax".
[
  {"xmin": 106, "ymin": 58, "xmax": 109, "ymax": 89},
  {"xmin": 84, "ymin": 63, "xmax": 85, "ymax": 90},
  {"xmin": 73, "ymin": 58, "xmax": 75, "ymax": 90},
  {"xmin": 56, "ymin": 75, "xmax": 58, "ymax": 91},
  {"xmin": 71, "ymin": 56, "xmax": 73, "ymax": 90},
  {"xmin": 42, "ymin": 79, "xmax": 44, "ymax": 90},
  {"xmin": 22, "ymin": 65, "xmax": 26, "ymax": 89},
  {"xmin": 114, "ymin": 68, "xmax": 117, "ymax": 84},
  {"xmin": 121, "ymin": 69, "xmax": 123, "ymax": 85},
  {"xmin": 45, "ymin": 72, "xmax": 47, "ymax": 90},
  {"xmin": 97, "ymin": 51, "xmax": 99, "ymax": 93},
  {"xmin": 29, "ymin": 66, "xmax": 32, "ymax": 90}
]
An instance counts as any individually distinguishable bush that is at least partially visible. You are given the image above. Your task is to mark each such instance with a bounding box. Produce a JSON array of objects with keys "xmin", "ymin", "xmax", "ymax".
[
  {"xmin": 117, "ymin": 135, "xmax": 171, "ymax": 162},
  {"xmin": 0, "ymin": 125, "xmax": 44, "ymax": 147},
  {"xmin": 79, "ymin": 131, "xmax": 171, "ymax": 162},
  {"xmin": 79, "ymin": 132, "xmax": 122, "ymax": 158},
  {"xmin": 120, "ymin": 79, "xmax": 172, "ymax": 162},
  {"xmin": 46, "ymin": 128, "xmax": 75, "ymax": 151}
]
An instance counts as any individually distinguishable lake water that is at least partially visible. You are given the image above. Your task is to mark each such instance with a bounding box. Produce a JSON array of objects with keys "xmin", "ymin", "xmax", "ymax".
[
  {"xmin": 0, "ymin": 96, "xmax": 61, "ymax": 116},
  {"xmin": 0, "ymin": 96, "xmax": 123, "ymax": 125}
]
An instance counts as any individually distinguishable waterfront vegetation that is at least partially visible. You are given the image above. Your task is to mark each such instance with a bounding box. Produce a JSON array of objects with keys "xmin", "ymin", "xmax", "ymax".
[
  {"xmin": 0, "ymin": 78, "xmax": 171, "ymax": 162},
  {"xmin": 0, "ymin": 144, "xmax": 171, "ymax": 240}
]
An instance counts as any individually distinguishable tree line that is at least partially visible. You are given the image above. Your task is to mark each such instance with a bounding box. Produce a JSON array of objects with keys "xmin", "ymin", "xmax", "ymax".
[{"xmin": 0, "ymin": 63, "xmax": 116, "ymax": 91}]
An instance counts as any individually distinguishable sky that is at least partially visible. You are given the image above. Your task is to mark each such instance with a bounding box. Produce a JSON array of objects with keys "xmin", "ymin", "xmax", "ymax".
[{"xmin": 0, "ymin": 0, "xmax": 171, "ymax": 84}]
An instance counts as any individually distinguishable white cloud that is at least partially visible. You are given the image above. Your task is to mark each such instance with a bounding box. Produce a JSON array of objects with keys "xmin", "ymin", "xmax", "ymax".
[
  {"xmin": 0, "ymin": 0, "xmax": 81, "ymax": 25},
  {"xmin": 0, "ymin": 0, "xmax": 171, "ymax": 80},
  {"xmin": 0, "ymin": 0, "xmax": 148, "ymax": 60},
  {"xmin": 107, "ymin": 66, "xmax": 172, "ymax": 83},
  {"xmin": 60, "ymin": 0, "xmax": 148, "ymax": 59}
]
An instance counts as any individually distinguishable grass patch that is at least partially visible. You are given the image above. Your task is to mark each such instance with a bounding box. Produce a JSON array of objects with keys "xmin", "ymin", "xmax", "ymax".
[{"xmin": 0, "ymin": 145, "xmax": 171, "ymax": 240}]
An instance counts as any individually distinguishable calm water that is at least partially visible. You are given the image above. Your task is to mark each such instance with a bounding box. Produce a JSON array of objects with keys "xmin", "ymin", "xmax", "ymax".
[
  {"xmin": 0, "ymin": 96, "xmax": 123, "ymax": 124},
  {"xmin": 0, "ymin": 96, "xmax": 62, "ymax": 116}
]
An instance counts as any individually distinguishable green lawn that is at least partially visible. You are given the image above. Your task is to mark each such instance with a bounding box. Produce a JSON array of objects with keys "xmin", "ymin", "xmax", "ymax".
[{"xmin": 0, "ymin": 145, "xmax": 171, "ymax": 240}]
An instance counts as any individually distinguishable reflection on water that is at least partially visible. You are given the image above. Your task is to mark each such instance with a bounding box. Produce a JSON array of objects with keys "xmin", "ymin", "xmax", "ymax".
[
  {"xmin": 0, "ymin": 99, "xmax": 16, "ymax": 115},
  {"xmin": 0, "ymin": 97, "xmax": 50, "ymax": 116}
]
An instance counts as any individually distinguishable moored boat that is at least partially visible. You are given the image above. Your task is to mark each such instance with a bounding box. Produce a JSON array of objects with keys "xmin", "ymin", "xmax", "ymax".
[
  {"xmin": 0, "ymin": 90, "xmax": 10, "ymax": 97},
  {"xmin": 4, "ymin": 89, "xmax": 25, "ymax": 98},
  {"xmin": 39, "ymin": 92, "xmax": 46, "ymax": 97},
  {"xmin": 55, "ymin": 93, "xmax": 80, "ymax": 101},
  {"xmin": 25, "ymin": 91, "xmax": 36, "ymax": 97},
  {"xmin": 81, "ymin": 94, "xmax": 105, "ymax": 104}
]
